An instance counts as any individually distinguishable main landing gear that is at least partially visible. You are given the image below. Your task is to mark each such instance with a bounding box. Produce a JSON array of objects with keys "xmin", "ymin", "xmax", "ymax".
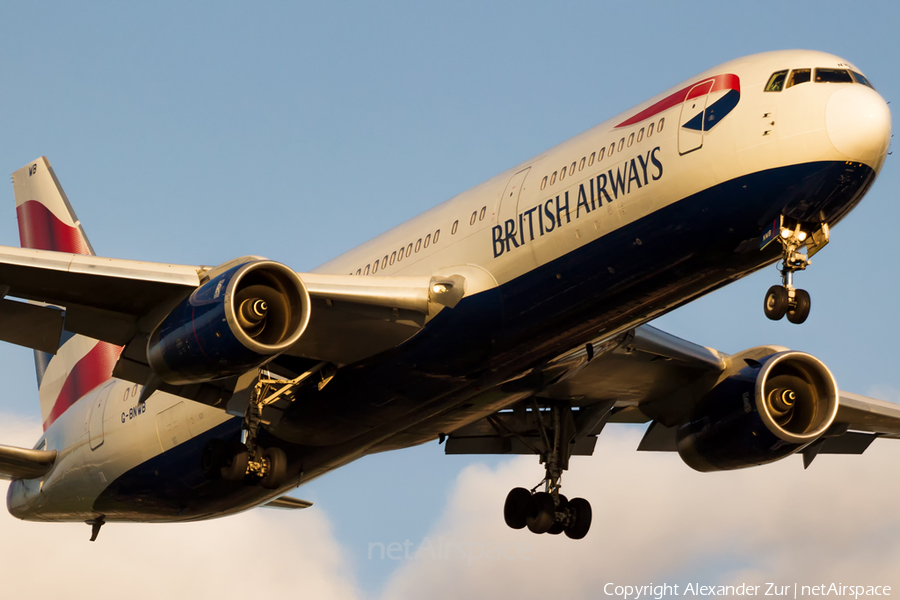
[
  {"xmin": 201, "ymin": 371, "xmax": 306, "ymax": 489},
  {"xmin": 763, "ymin": 220, "xmax": 829, "ymax": 325},
  {"xmin": 502, "ymin": 401, "xmax": 594, "ymax": 540}
]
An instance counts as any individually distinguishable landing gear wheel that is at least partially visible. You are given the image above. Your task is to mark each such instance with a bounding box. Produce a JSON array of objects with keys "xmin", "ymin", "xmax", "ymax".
[
  {"xmin": 564, "ymin": 497, "xmax": 592, "ymax": 540},
  {"xmin": 786, "ymin": 289, "xmax": 811, "ymax": 324},
  {"xmin": 261, "ymin": 447, "xmax": 287, "ymax": 489},
  {"xmin": 201, "ymin": 439, "xmax": 226, "ymax": 480},
  {"xmin": 547, "ymin": 495, "xmax": 568, "ymax": 535},
  {"xmin": 526, "ymin": 492, "xmax": 555, "ymax": 534},
  {"xmin": 764, "ymin": 285, "xmax": 788, "ymax": 321},
  {"xmin": 220, "ymin": 441, "xmax": 249, "ymax": 482},
  {"xmin": 504, "ymin": 487, "xmax": 531, "ymax": 530}
]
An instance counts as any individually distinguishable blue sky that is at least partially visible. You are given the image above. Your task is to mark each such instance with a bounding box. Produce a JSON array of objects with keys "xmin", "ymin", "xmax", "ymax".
[{"xmin": 0, "ymin": 1, "xmax": 899, "ymax": 598}]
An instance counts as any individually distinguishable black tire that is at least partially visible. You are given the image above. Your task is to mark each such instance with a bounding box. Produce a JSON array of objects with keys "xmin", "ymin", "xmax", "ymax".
[
  {"xmin": 504, "ymin": 488, "xmax": 531, "ymax": 530},
  {"xmin": 201, "ymin": 439, "xmax": 227, "ymax": 480},
  {"xmin": 764, "ymin": 285, "xmax": 788, "ymax": 321},
  {"xmin": 564, "ymin": 497, "xmax": 592, "ymax": 540},
  {"xmin": 526, "ymin": 491, "xmax": 555, "ymax": 534},
  {"xmin": 261, "ymin": 447, "xmax": 287, "ymax": 490},
  {"xmin": 786, "ymin": 289, "xmax": 811, "ymax": 324},
  {"xmin": 220, "ymin": 441, "xmax": 249, "ymax": 481},
  {"xmin": 547, "ymin": 495, "xmax": 568, "ymax": 535}
]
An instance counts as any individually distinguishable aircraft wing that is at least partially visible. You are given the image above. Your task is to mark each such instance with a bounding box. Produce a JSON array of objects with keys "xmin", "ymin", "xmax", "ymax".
[
  {"xmin": 0, "ymin": 245, "xmax": 467, "ymax": 393},
  {"xmin": 443, "ymin": 324, "xmax": 900, "ymax": 466},
  {"xmin": 261, "ymin": 496, "xmax": 314, "ymax": 510},
  {"xmin": 0, "ymin": 444, "xmax": 57, "ymax": 480}
]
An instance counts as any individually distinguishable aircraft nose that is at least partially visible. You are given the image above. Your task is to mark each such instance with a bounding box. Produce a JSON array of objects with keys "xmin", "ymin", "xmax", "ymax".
[{"xmin": 825, "ymin": 85, "xmax": 892, "ymax": 168}]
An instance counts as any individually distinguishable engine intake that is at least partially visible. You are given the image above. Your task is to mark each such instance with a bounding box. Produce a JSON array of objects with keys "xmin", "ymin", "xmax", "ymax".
[
  {"xmin": 676, "ymin": 351, "xmax": 838, "ymax": 472},
  {"xmin": 148, "ymin": 260, "xmax": 311, "ymax": 385}
]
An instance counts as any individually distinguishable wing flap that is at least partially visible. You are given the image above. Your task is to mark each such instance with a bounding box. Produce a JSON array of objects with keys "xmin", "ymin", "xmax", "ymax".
[{"xmin": 0, "ymin": 299, "xmax": 64, "ymax": 354}]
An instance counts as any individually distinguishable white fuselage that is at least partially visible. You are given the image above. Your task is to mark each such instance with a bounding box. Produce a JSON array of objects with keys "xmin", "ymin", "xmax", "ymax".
[{"xmin": 7, "ymin": 49, "xmax": 891, "ymax": 523}]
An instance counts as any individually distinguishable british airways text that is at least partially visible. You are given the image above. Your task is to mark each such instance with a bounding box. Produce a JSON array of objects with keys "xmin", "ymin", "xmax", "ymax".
[{"xmin": 492, "ymin": 147, "xmax": 663, "ymax": 258}]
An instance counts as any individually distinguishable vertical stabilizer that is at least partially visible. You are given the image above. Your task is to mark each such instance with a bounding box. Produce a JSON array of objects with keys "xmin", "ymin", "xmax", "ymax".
[
  {"xmin": 11, "ymin": 157, "xmax": 121, "ymax": 430},
  {"xmin": 12, "ymin": 157, "xmax": 95, "ymax": 255}
]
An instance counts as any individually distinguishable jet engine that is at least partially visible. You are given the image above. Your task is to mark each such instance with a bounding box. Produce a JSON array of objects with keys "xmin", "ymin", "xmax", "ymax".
[
  {"xmin": 676, "ymin": 351, "xmax": 838, "ymax": 472},
  {"xmin": 147, "ymin": 260, "xmax": 310, "ymax": 385}
]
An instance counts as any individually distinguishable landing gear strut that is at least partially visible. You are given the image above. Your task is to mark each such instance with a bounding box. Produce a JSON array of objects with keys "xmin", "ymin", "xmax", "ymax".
[
  {"xmin": 202, "ymin": 367, "xmax": 327, "ymax": 489},
  {"xmin": 762, "ymin": 219, "xmax": 829, "ymax": 325},
  {"xmin": 502, "ymin": 401, "xmax": 595, "ymax": 540}
]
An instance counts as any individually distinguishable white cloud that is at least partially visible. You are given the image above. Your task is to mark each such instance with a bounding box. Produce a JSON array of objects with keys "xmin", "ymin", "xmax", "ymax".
[
  {"xmin": 4, "ymin": 415, "xmax": 900, "ymax": 600},
  {"xmin": 379, "ymin": 428, "xmax": 900, "ymax": 599},
  {"xmin": 0, "ymin": 416, "xmax": 361, "ymax": 600}
]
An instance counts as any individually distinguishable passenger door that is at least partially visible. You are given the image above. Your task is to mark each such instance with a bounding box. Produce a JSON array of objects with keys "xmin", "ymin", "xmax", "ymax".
[
  {"xmin": 88, "ymin": 383, "xmax": 115, "ymax": 450},
  {"xmin": 495, "ymin": 167, "xmax": 531, "ymax": 231},
  {"xmin": 678, "ymin": 80, "xmax": 714, "ymax": 155}
]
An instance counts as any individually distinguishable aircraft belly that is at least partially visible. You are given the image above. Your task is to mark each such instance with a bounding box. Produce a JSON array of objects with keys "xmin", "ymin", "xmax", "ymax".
[{"xmin": 270, "ymin": 160, "xmax": 875, "ymax": 452}]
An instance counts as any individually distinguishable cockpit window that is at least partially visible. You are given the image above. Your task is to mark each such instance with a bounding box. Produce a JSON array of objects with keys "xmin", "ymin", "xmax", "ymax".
[
  {"xmin": 765, "ymin": 70, "xmax": 789, "ymax": 92},
  {"xmin": 786, "ymin": 69, "xmax": 811, "ymax": 89},
  {"xmin": 815, "ymin": 68, "xmax": 853, "ymax": 84},
  {"xmin": 851, "ymin": 70, "xmax": 875, "ymax": 90}
]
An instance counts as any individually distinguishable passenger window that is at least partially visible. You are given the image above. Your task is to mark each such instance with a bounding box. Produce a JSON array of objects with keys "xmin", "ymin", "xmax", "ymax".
[
  {"xmin": 382, "ymin": 256, "xmax": 388, "ymax": 269},
  {"xmin": 479, "ymin": 206, "xmax": 486, "ymax": 221},
  {"xmin": 627, "ymin": 133, "xmax": 634, "ymax": 147},
  {"xmin": 765, "ymin": 70, "xmax": 789, "ymax": 92},
  {"xmin": 470, "ymin": 211, "xmax": 477, "ymax": 225},
  {"xmin": 648, "ymin": 122, "xmax": 655, "ymax": 137},
  {"xmin": 657, "ymin": 118, "xmax": 665, "ymax": 132},
  {"xmin": 406, "ymin": 243, "xmax": 413, "ymax": 257},
  {"xmin": 415, "ymin": 239, "xmax": 422, "ymax": 252},
  {"xmin": 372, "ymin": 260, "xmax": 379, "ymax": 273},
  {"xmin": 397, "ymin": 246, "xmax": 404, "ymax": 261},
  {"xmin": 390, "ymin": 251, "xmax": 396, "ymax": 265},
  {"xmin": 786, "ymin": 69, "xmax": 811, "ymax": 88},
  {"xmin": 560, "ymin": 166, "xmax": 567, "ymax": 181},
  {"xmin": 356, "ymin": 268, "xmax": 362, "ymax": 275},
  {"xmin": 579, "ymin": 157, "xmax": 585, "ymax": 171},
  {"xmin": 851, "ymin": 70, "xmax": 875, "ymax": 89},
  {"xmin": 608, "ymin": 143, "xmax": 615, "ymax": 156},
  {"xmin": 451, "ymin": 220, "xmax": 458, "ymax": 235},
  {"xmin": 815, "ymin": 68, "xmax": 853, "ymax": 83},
  {"xmin": 598, "ymin": 147, "xmax": 605, "ymax": 161},
  {"xmin": 541, "ymin": 176, "xmax": 548, "ymax": 190},
  {"xmin": 637, "ymin": 128, "xmax": 644, "ymax": 142},
  {"xmin": 550, "ymin": 171, "xmax": 557, "ymax": 185},
  {"xmin": 570, "ymin": 161, "xmax": 576, "ymax": 174},
  {"xmin": 434, "ymin": 229, "xmax": 440, "ymax": 243},
  {"xmin": 424, "ymin": 234, "xmax": 431, "ymax": 248},
  {"xmin": 617, "ymin": 138, "xmax": 624, "ymax": 152},
  {"xmin": 364, "ymin": 264, "xmax": 370, "ymax": 275},
  {"xmin": 588, "ymin": 152, "xmax": 595, "ymax": 166}
]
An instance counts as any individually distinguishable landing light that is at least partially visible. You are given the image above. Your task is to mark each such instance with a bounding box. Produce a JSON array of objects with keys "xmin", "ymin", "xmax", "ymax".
[
  {"xmin": 432, "ymin": 283, "xmax": 452, "ymax": 294},
  {"xmin": 781, "ymin": 228, "xmax": 792, "ymax": 239},
  {"xmin": 797, "ymin": 231, "xmax": 808, "ymax": 242}
]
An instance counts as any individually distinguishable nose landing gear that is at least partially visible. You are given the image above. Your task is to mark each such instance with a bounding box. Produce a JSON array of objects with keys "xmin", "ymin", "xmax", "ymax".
[{"xmin": 762, "ymin": 220, "xmax": 828, "ymax": 325}]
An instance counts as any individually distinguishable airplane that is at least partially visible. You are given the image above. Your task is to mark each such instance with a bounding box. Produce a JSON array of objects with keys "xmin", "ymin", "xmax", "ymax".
[{"xmin": 0, "ymin": 49, "xmax": 895, "ymax": 542}]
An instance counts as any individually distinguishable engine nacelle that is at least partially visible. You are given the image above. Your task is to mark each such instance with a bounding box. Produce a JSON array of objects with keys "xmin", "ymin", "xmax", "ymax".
[
  {"xmin": 148, "ymin": 260, "xmax": 311, "ymax": 385},
  {"xmin": 676, "ymin": 351, "xmax": 839, "ymax": 472}
]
